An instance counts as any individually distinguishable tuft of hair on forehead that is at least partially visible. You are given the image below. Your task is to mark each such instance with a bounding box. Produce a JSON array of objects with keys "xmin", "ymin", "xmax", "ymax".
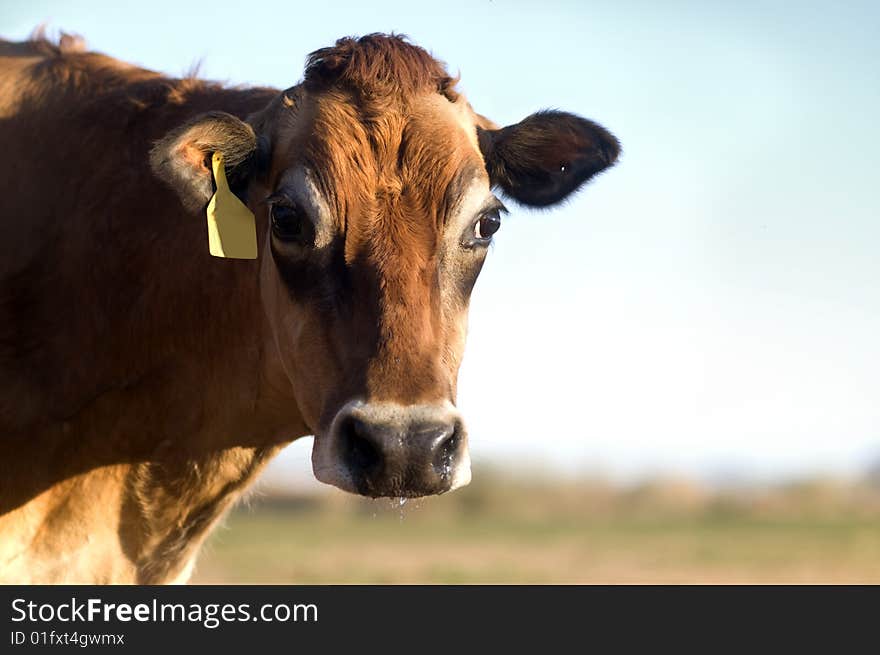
[{"xmin": 303, "ymin": 33, "xmax": 459, "ymax": 102}]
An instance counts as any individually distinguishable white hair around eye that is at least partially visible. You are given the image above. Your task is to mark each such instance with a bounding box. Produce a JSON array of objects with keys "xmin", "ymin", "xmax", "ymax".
[
  {"xmin": 275, "ymin": 166, "xmax": 335, "ymax": 251},
  {"xmin": 444, "ymin": 174, "xmax": 495, "ymax": 245}
]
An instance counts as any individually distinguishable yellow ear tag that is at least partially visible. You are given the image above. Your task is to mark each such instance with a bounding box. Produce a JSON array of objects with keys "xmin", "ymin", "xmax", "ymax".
[{"xmin": 206, "ymin": 152, "xmax": 257, "ymax": 259}]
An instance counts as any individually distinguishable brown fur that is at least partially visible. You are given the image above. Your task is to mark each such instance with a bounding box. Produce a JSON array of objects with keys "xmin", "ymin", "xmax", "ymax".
[
  {"xmin": 0, "ymin": 33, "xmax": 618, "ymax": 582},
  {"xmin": 0, "ymin": 34, "xmax": 287, "ymax": 583},
  {"xmin": 303, "ymin": 33, "xmax": 459, "ymax": 101}
]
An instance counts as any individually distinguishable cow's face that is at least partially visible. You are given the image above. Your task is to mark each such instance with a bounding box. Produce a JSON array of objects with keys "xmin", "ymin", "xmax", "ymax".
[{"xmin": 152, "ymin": 35, "xmax": 619, "ymax": 498}]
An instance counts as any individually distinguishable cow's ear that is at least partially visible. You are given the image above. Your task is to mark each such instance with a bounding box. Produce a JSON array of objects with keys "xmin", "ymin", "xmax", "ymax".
[
  {"xmin": 150, "ymin": 112, "xmax": 259, "ymax": 212},
  {"xmin": 477, "ymin": 110, "xmax": 620, "ymax": 208}
]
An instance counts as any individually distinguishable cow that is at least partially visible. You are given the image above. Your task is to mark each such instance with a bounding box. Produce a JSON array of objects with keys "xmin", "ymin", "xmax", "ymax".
[{"xmin": 0, "ymin": 32, "xmax": 619, "ymax": 583}]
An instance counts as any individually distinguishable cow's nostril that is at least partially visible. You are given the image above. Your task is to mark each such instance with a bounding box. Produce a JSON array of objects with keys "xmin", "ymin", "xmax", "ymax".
[
  {"xmin": 342, "ymin": 418, "xmax": 382, "ymax": 477},
  {"xmin": 433, "ymin": 424, "xmax": 461, "ymax": 479}
]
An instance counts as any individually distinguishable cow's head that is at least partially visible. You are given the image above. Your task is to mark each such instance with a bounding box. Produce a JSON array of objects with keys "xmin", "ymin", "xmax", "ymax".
[{"xmin": 151, "ymin": 35, "xmax": 619, "ymax": 498}]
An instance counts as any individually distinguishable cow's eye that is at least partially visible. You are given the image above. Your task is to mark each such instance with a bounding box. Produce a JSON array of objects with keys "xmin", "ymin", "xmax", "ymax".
[
  {"xmin": 473, "ymin": 208, "xmax": 502, "ymax": 241},
  {"xmin": 270, "ymin": 202, "xmax": 312, "ymax": 245}
]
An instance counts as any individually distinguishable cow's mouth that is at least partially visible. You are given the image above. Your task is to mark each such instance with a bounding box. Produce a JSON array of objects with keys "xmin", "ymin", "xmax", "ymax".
[{"xmin": 311, "ymin": 400, "xmax": 471, "ymax": 498}]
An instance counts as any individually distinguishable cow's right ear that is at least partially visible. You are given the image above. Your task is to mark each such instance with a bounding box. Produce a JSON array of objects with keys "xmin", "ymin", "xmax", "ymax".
[{"xmin": 150, "ymin": 112, "xmax": 258, "ymax": 212}]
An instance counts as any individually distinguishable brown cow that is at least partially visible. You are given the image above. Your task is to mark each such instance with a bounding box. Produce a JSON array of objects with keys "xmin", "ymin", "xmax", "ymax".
[{"xmin": 0, "ymin": 32, "xmax": 619, "ymax": 583}]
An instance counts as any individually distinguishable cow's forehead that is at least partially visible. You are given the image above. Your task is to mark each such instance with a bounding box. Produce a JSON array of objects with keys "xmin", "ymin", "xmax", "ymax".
[{"xmin": 270, "ymin": 90, "xmax": 487, "ymax": 230}]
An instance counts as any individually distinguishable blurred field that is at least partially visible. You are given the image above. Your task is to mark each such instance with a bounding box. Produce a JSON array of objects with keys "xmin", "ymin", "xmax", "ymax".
[{"xmin": 193, "ymin": 470, "xmax": 880, "ymax": 584}]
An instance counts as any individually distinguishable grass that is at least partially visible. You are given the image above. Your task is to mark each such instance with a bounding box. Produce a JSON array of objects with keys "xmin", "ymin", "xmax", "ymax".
[{"xmin": 191, "ymin": 473, "xmax": 880, "ymax": 584}]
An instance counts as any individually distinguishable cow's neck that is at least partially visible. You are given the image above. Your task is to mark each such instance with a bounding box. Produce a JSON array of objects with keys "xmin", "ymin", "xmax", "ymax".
[
  {"xmin": 123, "ymin": 333, "xmax": 309, "ymax": 584},
  {"xmin": 0, "ymin": 77, "xmax": 308, "ymax": 583},
  {"xmin": 0, "ymin": 295, "xmax": 308, "ymax": 584}
]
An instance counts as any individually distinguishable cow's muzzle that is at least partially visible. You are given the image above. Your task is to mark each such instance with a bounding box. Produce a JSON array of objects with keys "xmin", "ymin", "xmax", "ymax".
[{"xmin": 312, "ymin": 401, "xmax": 471, "ymax": 497}]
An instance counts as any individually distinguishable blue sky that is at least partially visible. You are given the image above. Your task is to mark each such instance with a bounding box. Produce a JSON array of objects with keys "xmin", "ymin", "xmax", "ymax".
[{"xmin": 5, "ymin": 1, "xmax": 879, "ymax": 482}]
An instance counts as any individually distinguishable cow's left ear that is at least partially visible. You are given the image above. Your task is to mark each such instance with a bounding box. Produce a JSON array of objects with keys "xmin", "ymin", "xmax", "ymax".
[
  {"xmin": 477, "ymin": 110, "xmax": 620, "ymax": 208},
  {"xmin": 150, "ymin": 111, "xmax": 259, "ymax": 212}
]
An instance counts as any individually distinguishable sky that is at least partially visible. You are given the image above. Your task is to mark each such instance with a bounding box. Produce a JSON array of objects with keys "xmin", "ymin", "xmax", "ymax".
[{"xmin": 4, "ymin": 1, "xmax": 879, "ymax": 483}]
